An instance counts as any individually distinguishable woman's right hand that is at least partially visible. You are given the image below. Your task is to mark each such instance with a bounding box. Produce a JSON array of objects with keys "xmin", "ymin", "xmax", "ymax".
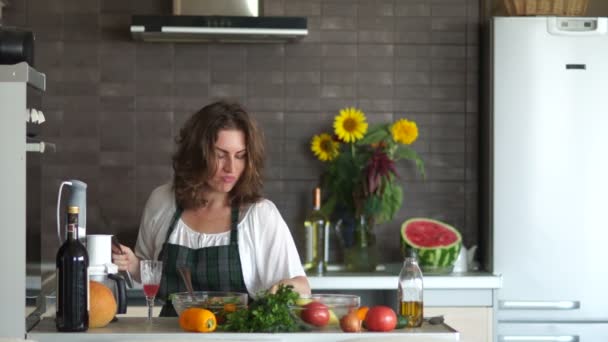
[{"xmin": 112, "ymin": 244, "xmax": 140, "ymax": 280}]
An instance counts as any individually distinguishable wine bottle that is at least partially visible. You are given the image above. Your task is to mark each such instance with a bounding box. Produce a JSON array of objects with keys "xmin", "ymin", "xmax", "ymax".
[
  {"xmin": 56, "ymin": 206, "xmax": 89, "ymax": 332},
  {"xmin": 397, "ymin": 253, "xmax": 424, "ymax": 328},
  {"xmin": 303, "ymin": 187, "xmax": 328, "ymax": 274}
]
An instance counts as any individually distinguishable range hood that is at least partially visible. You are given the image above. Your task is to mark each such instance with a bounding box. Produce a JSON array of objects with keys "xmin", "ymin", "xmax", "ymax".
[
  {"xmin": 131, "ymin": 15, "xmax": 307, "ymax": 43},
  {"xmin": 130, "ymin": 0, "xmax": 307, "ymax": 43}
]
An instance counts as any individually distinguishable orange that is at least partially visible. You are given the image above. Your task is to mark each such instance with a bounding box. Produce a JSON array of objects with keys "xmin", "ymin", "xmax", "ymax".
[
  {"xmin": 89, "ymin": 281, "xmax": 117, "ymax": 328},
  {"xmin": 223, "ymin": 303, "xmax": 237, "ymax": 313},
  {"xmin": 356, "ymin": 306, "xmax": 369, "ymax": 321},
  {"xmin": 179, "ymin": 308, "xmax": 217, "ymax": 333}
]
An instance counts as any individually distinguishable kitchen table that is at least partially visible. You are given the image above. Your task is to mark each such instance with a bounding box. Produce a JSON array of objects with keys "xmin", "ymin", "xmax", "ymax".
[{"xmin": 28, "ymin": 317, "xmax": 459, "ymax": 341}]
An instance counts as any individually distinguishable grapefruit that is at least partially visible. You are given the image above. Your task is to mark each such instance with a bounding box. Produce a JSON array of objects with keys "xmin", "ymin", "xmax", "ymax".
[{"xmin": 89, "ymin": 281, "xmax": 117, "ymax": 328}]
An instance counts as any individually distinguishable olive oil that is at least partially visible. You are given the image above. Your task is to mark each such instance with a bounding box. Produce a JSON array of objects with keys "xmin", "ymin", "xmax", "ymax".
[
  {"xmin": 397, "ymin": 255, "xmax": 424, "ymax": 328},
  {"xmin": 399, "ymin": 301, "xmax": 423, "ymax": 328}
]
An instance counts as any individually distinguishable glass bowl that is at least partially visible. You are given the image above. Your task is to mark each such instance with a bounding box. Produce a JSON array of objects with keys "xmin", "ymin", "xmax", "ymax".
[
  {"xmin": 289, "ymin": 293, "xmax": 360, "ymax": 330},
  {"xmin": 170, "ymin": 291, "xmax": 248, "ymax": 319}
]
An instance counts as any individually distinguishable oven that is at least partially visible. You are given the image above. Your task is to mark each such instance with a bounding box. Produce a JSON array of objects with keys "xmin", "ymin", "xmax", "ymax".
[
  {"xmin": 0, "ymin": 62, "xmax": 47, "ymax": 337},
  {"xmin": 25, "ymin": 70, "xmax": 51, "ymax": 332}
]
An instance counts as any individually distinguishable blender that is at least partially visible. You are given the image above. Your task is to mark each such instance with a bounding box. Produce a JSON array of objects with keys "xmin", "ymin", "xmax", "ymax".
[
  {"xmin": 56, "ymin": 179, "xmax": 87, "ymax": 245},
  {"xmin": 87, "ymin": 234, "xmax": 128, "ymax": 316},
  {"xmin": 56, "ymin": 180, "xmax": 127, "ymax": 316}
]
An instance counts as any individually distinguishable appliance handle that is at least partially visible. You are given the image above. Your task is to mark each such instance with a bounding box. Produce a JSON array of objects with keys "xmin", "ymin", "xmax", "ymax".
[
  {"xmin": 547, "ymin": 17, "xmax": 608, "ymax": 36},
  {"xmin": 108, "ymin": 273, "xmax": 128, "ymax": 314},
  {"xmin": 499, "ymin": 335, "xmax": 579, "ymax": 342},
  {"xmin": 26, "ymin": 142, "xmax": 45, "ymax": 153},
  {"xmin": 26, "ymin": 141, "xmax": 56, "ymax": 153},
  {"xmin": 499, "ymin": 300, "xmax": 580, "ymax": 310}
]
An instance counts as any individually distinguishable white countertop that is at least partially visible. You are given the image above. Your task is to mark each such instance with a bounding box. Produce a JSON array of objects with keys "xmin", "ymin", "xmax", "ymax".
[
  {"xmin": 28, "ymin": 317, "xmax": 460, "ymax": 342},
  {"xmin": 120, "ymin": 271, "xmax": 501, "ymax": 292},
  {"xmin": 28, "ymin": 267, "xmax": 502, "ymax": 292},
  {"xmin": 307, "ymin": 271, "xmax": 502, "ymax": 290},
  {"xmin": 305, "ymin": 262, "xmax": 501, "ymax": 291}
]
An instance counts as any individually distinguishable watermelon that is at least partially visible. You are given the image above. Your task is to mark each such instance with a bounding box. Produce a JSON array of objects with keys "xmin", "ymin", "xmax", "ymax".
[{"xmin": 400, "ymin": 218, "xmax": 462, "ymax": 274}]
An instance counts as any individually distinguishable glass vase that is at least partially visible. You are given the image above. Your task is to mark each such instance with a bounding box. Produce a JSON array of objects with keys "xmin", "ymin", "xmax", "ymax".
[{"xmin": 342, "ymin": 215, "xmax": 378, "ymax": 272}]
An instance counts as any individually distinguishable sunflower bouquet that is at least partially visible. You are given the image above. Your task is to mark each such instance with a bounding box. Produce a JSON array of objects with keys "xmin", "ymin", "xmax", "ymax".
[{"xmin": 310, "ymin": 107, "xmax": 425, "ymax": 226}]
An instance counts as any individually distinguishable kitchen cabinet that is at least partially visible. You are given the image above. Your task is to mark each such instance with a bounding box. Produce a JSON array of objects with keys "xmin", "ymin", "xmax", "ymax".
[{"xmin": 425, "ymin": 307, "xmax": 493, "ymax": 342}]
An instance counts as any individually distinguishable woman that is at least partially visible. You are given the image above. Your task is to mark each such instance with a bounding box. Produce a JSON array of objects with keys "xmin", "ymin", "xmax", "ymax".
[{"xmin": 112, "ymin": 100, "xmax": 310, "ymax": 316}]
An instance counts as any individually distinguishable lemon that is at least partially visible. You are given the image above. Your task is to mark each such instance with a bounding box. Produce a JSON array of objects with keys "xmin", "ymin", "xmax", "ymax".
[
  {"xmin": 328, "ymin": 310, "xmax": 339, "ymax": 325},
  {"xmin": 295, "ymin": 298, "xmax": 313, "ymax": 306}
]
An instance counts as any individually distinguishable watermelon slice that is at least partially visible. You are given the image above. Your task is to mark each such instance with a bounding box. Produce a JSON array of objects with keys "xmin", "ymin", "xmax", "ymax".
[{"xmin": 400, "ymin": 218, "xmax": 462, "ymax": 274}]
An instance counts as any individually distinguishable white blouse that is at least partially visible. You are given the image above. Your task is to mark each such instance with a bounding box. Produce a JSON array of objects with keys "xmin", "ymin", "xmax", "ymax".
[{"xmin": 134, "ymin": 183, "xmax": 306, "ymax": 298}]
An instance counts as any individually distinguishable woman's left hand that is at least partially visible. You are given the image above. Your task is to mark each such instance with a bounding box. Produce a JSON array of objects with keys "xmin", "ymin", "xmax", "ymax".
[{"xmin": 269, "ymin": 276, "xmax": 311, "ymax": 295}]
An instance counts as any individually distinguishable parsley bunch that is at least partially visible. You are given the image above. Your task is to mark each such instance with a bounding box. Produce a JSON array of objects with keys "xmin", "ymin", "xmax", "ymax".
[{"xmin": 221, "ymin": 284, "xmax": 306, "ymax": 332}]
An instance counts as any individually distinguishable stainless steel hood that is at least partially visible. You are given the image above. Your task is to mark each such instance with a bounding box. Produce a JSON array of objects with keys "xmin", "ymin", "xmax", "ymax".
[
  {"xmin": 131, "ymin": 0, "xmax": 307, "ymax": 43},
  {"xmin": 130, "ymin": 15, "xmax": 308, "ymax": 43}
]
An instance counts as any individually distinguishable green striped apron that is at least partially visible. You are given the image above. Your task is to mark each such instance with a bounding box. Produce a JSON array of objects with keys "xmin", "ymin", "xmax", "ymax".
[{"xmin": 157, "ymin": 206, "xmax": 248, "ymax": 317}]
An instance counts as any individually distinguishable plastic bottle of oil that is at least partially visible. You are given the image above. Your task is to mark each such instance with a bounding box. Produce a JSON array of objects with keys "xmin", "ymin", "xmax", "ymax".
[{"xmin": 397, "ymin": 253, "xmax": 423, "ymax": 327}]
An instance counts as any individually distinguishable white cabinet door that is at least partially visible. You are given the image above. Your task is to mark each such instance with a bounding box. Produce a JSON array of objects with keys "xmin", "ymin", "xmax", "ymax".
[{"xmin": 425, "ymin": 307, "xmax": 493, "ymax": 342}]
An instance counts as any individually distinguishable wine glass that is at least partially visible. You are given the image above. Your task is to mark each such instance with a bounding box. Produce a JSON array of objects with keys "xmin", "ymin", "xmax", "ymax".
[{"xmin": 140, "ymin": 260, "xmax": 163, "ymax": 322}]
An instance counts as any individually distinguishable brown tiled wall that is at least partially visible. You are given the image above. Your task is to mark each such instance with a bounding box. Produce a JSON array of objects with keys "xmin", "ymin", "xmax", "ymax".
[{"xmin": 5, "ymin": 0, "xmax": 480, "ymax": 264}]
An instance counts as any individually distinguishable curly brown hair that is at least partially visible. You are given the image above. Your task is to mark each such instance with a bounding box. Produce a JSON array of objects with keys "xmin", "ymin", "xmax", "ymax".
[{"xmin": 172, "ymin": 101, "xmax": 265, "ymax": 209}]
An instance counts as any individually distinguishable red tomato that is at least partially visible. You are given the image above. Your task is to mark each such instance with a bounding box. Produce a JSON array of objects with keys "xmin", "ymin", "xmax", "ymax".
[
  {"xmin": 364, "ymin": 306, "xmax": 397, "ymax": 332},
  {"xmin": 301, "ymin": 301, "xmax": 330, "ymax": 327}
]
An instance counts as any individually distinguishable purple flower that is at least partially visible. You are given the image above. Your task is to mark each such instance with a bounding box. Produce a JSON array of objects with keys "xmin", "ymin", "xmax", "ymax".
[{"xmin": 365, "ymin": 149, "xmax": 397, "ymax": 195}]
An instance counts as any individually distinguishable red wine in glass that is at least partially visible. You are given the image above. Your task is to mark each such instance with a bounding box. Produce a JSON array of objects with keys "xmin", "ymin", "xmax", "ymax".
[
  {"xmin": 143, "ymin": 284, "xmax": 160, "ymax": 297},
  {"xmin": 140, "ymin": 260, "xmax": 163, "ymax": 322}
]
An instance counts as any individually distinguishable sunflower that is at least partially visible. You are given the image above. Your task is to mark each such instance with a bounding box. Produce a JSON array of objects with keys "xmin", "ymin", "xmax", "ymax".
[
  {"xmin": 390, "ymin": 118, "xmax": 418, "ymax": 145},
  {"xmin": 311, "ymin": 133, "xmax": 340, "ymax": 161},
  {"xmin": 333, "ymin": 107, "xmax": 368, "ymax": 143}
]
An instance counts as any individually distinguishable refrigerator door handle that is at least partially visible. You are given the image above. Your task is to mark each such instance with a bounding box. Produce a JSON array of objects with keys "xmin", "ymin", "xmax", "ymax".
[
  {"xmin": 499, "ymin": 335, "xmax": 579, "ymax": 342},
  {"xmin": 499, "ymin": 300, "xmax": 580, "ymax": 310}
]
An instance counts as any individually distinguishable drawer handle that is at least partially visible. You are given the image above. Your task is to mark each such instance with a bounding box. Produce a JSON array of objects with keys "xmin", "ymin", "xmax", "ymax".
[
  {"xmin": 499, "ymin": 301, "xmax": 580, "ymax": 310},
  {"xmin": 499, "ymin": 335, "xmax": 579, "ymax": 342}
]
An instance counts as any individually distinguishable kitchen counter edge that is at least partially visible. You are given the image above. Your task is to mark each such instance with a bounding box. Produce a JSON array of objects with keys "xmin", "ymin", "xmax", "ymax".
[{"xmin": 28, "ymin": 317, "xmax": 459, "ymax": 342}]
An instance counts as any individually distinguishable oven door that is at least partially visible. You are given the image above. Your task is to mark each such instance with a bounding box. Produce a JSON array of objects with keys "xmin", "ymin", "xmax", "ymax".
[
  {"xmin": 25, "ymin": 75, "xmax": 52, "ymax": 332},
  {"xmin": 1, "ymin": 62, "xmax": 47, "ymax": 337}
]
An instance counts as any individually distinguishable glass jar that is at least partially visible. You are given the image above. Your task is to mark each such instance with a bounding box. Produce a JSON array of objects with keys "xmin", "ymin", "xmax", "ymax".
[{"xmin": 342, "ymin": 215, "xmax": 378, "ymax": 272}]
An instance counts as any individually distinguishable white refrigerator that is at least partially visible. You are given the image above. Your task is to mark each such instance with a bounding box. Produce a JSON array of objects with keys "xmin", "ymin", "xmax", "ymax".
[{"xmin": 483, "ymin": 17, "xmax": 608, "ymax": 341}]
